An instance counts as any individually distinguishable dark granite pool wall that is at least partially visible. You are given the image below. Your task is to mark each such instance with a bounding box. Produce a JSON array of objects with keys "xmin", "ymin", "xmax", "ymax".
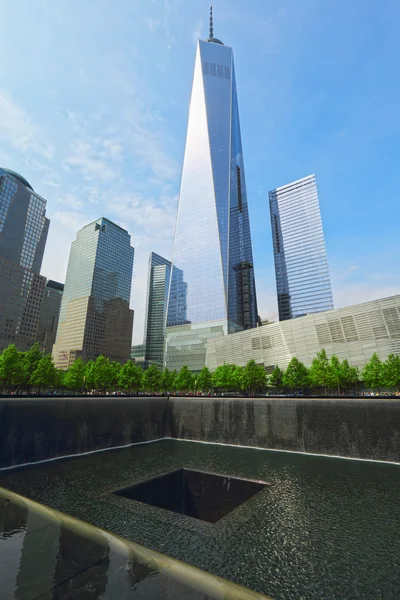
[
  {"xmin": 0, "ymin": 397, "xmax": 169, "ymax": 469},
  {"xmin": 1, "ymin": 396, "xmax": 400, "ymax": 469},
  {"xmin": 168, "ymin": 397, "xmax": 400, "ymax": 462}
]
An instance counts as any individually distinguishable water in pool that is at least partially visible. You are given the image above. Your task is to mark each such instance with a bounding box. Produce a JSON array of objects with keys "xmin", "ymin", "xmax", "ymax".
[{"xmin": 1, "ymin": 439, "xmax": 399, "ymax": 599}]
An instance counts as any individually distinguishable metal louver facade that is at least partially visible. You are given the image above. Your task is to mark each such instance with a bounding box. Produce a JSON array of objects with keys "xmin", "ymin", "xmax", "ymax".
[{"xmin": 206, "ymin": 295, "xmax": 400, "ymax": 372}]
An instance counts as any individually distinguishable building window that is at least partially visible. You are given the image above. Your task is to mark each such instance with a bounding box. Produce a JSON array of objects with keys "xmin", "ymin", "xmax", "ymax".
[{"xmin": 236, "ymin": 166, "xmax": 242, "ymax": 213}]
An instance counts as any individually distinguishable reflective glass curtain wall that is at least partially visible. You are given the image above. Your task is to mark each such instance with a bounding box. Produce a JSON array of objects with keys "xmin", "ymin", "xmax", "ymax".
[
  {"xmin": 52, "ymin": 218, "xmax": 134, "ymax": 368},
  {"xmin": 166, "ymin": 37, "xmax": 257, "ymax": 370},
  {"xmin": 0, "ymin": 168, "xmax": 49, "ymax": 351},
  {"xmin": 269, "ymin": 175, "xmax": 334, "ymax": 321},
  {"xmin": 143, "ymin": 252, "xmax": 171, "ymax": 367}
]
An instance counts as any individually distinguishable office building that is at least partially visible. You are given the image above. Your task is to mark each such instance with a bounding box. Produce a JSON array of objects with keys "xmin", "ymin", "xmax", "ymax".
[
  {"xmin": 269, "ymin": 174, "xmax": 333, "ymax": 321},
  {"xmin": 0, "ymin": 167, "xmax": 49, "ymax": 351},
  {"xmin": 165, "ymin": 8, "xmax": 258, "ymax": 372},
  {"xmin": 52, "ymin": 218, "xmax": 134, "ymax": 369},
  {"xmin": 206, "ymin": 294, "xmax": 400, "ymax": 372},
  {"xmin": 143, "ymin": 253, "xmax": 171, "ymax": 367},
  {"xmin": 37, "ymin": 280, "xmax": 64, "ymax": 354}
]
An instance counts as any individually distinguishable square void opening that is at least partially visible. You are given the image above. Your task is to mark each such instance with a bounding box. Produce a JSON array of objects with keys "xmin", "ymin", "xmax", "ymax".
[{"xmin": 114, "ymin": 468, "xmax": 267, "ymax": 524}]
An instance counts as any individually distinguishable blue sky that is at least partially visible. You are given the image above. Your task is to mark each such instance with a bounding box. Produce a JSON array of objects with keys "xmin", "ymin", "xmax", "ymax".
[{"xmin": 1, "ymin": 0, "xmax": 399, "ymax": 342}]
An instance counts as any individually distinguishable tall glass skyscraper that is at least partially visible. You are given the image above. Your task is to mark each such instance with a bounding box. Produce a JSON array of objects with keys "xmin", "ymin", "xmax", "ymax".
[
  {"xmin": 52, "ymin": 218, "xmax": 134, "ymax": 368},
  {"xmin": 165, "ymin": 9, "xmax": 257, "ymax": 371},
  {"xmin": 269, "ymin": 174, "xmax": 334, "ymax": 321},
  {"xmin": 37, "ymin": 280, "xmax": 64, "ymax": 355},
  {"xmin": 0, "ymin": 167, "xmax": 49, "ymax": 351},
  {"xmin": 143, "ymin": 252, "xmax": 171, "ymax": 367},
  {"xmin": 143, "ymin": 252, "xmax": 187, "ymax": 367}
]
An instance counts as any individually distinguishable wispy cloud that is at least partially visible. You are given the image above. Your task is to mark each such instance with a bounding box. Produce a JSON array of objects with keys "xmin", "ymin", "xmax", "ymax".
[
  {"xmin": 66, "ymin": 140, "xmax": 119, "ymax": 182},
  {"xmin": 52, "ymin": 211, "xmax": 88, "ymax": 232},
  {"xmin": 130, "ymin": 124, "xmax": 180, "ymax": 181},
  {"xmin": 192, "ymin": 20, "xmax": 203, "ymax": 44},
  {"xmin": 56, "ymin": 193, "xmax": 84, "ymax": 210},
  {"xmin": 0, "ymin": 91, "xmax": 54, "ymax": 160}
]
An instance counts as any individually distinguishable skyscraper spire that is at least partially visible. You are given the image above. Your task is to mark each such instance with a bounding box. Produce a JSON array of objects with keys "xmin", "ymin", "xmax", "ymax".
[{"xmin": 206, "ymin": 5, "xmax": 223, "ymax": 44}]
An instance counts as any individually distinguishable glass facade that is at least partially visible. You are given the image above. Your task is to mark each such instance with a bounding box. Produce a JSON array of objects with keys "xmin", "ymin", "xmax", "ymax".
[
  {"xmin": 37, "ymin": 280, "xmax": 64, "ymax": 355},
  {"xmin": 0, "ymin": 167, "xmax": 49, "ymax": 351},
  {"xmin": 143, "ymin": 253, "xmax": 171, "ymax": 367},
  {"xmin": 166, "ymin": 36, "xmax": 257, "ymax": 371},
  {"xmin": 52, "ymin": 218, "xmax": 134, "ymax": 368},
  {"xmin": 269, "ymin": 174, "xmax": 334, "ymax": 321}
]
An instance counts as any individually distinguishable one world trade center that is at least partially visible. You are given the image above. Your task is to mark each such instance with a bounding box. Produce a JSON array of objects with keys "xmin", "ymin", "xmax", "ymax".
[{"xmin": 165, "ymin": 7, "xmax": 258, "ymax": 371}]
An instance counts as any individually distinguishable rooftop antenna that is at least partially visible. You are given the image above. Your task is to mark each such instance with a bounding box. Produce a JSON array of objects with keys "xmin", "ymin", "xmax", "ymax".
[{"xmin": 209, "ymin": 5, "xmax": 213, "ymax": 39}]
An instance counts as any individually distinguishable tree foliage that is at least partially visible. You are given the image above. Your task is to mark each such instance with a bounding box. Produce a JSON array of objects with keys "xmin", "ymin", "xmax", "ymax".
[
  {"xmin": 118, "ymin": 361, "xmax": 143, "ymax": 392},
  {"xmin": 362, "ymin": 353, "xmax": 384, "ymax": 390},
  {"xmin": 212, "ymin": 364, "xmax": 235, "ymax": 391},
  {"xmin": 142, "ymin": 364, "xmax": 162, "ymax": 393},
  {"xmin": 283, "ymin": 357, "xmax": 309, "ymax": 390},
  {"xmin": 309, "ymin": 349, "xmax": 331, "ymax": 391},
  {"xmin": 383, "ymin": 353, "xmax": 400, "ymax": 390},
  {"xmin": 1, "ymin": 342, "xmax": 399, "ymax": 397},
  {"xmin": 269, "ymin": 366, "xmax": 284, "ymax": 390},
  {"xmin": 340, "ymin": 359, "xmax": 359, "ymax": 391},
  {"xmin": 30, "ymin": 354, "xmax": 58, "ymax": 391},
  {"xmin": 197, "ymin": 366, "xmax": 212, "ymax": 393},
  {"xmin": 175, "ymin": 366, "xmax": 194, "ymax": 393},
  {"xmin": 63, "ymin": 358, "xmax": 86, "ymax": 392},
  {"xmin": 0, "ymin": 345, "xmax": 25, "ymax": 389},
  {"xmin": 241, "ymin": 360, "xmax": 267, "ymax": 395}
]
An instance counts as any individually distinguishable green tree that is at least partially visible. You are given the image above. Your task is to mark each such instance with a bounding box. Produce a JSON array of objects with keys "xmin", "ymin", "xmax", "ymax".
[
  {"xmin": 85, "ymin": 360, "xmax": 96, "ymax": 390},
  {"xmin": 309, "ymin": 349, "xmax": 331, "ymax": 393},
  {"xmin": 22, "ymin": 343, "xmax": 43, "ymax": 390},
  {"xmin": 0, "ymin": 345, "xmax": 25, "ymax": 390},
  {"xmin": 362, "ymin": 353, "xmax": 384, "ymax": 392},
  {"xmin": 283, "ymin": 357, "xmax": 309, "ymax": 391},
  {"xmin": 241, "ymin": 360, "xmax": 267, "ymax": 396},
  {"xmin": 269, "ymin": 365, "xmax": 284, "ymax": 392},
  {"xmin": 118, "ymin": 361, "xmax": 143, "ymax": 393},
  {"xmin": 327, "ymin": 355, "xmax": 343, "ymax": 395},
  {"xmin": 91, "ymin": 355, "xmax": 114, "ymax": 393},
  {"xmin": 109, "ymin": 361, "xmax": 122, "ymax": 392},
  {"xmin": 30, "ymin": 354, "xmax": 58, "ymax": 391},
  {"xmin": 212, "ymin": 364, "xmax": 235, "ymax": 392},
  {"xmin": 231, "ymin": 365, "xmax": 244, "ymax": 392},
  {"xmin": 160, "ymin": 368, "xmax": 176, "ymax": 393},
  {"xmin": 63, "ymin": 358, "xmax": 86, "ymax": 393},
  {"xmin": 142, "ymin": 364, "xmax": 162, "ymax": 393},
  {"xmin": 340, "ymin": 359, "xmax": 359, "ymax": 393},
  {"xmin": 196, "ymin": 366, "xmax": 212, "ymax": 393},
  {"xmin": 383, "ymin": 353, "xmax": 400, "ymax": 391},
  {"xmin": 175, "ymin": 365, "xmax": 194, "ymax": 393}
]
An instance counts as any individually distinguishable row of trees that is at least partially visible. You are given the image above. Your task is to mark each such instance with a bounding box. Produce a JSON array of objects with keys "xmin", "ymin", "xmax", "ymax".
[{"xmin": 1, "ymin": 343, "xmax": 400, "ymax": 395}]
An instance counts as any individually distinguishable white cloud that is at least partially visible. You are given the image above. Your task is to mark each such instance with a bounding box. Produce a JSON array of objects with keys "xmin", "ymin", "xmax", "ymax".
[
  {"xmin": 66, "ymin": 140, "xmax": 119, "ymax": 182},
  {"xmin": 52, "ymin": 211, "xmax": 88, "ymax": 232},
  {"xmin": 108, "ymin": 191, "xmax": 177, "ymax": 247},
  {"xmin": 144, "ymin": 17, "xmax": 161, "ymax": 34},
  {"xmin": 56, "ymin": 193, "xmax": 84, "ymax": 210},
  {"xmin": 129, "ymin": 124, "xmax": 180, "ymax": 181},
  {"xmin": 43, "ymin": 179, "xmax": 60, "ymax": 188},
  {"xmin": 0, "ymin": 91, "xmax": 54, "ymax": 161},
  {"xmin": 192, "ymin": 20, "xmax": 203, "ymax": 44}
]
